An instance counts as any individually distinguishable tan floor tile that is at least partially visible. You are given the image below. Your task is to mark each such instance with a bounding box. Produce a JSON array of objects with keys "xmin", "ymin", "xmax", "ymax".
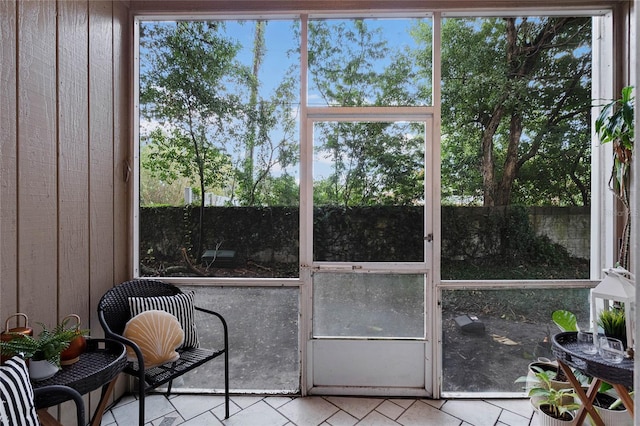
[
  {"xmin": 278, "ymin": 396, "xmax": 339, "ymax": 425},
  {"xmin": 222, "ymin": 400, "xmax": 289, "ymax": 426},
  {"xmin": 397, "ymin": 400, "xmax": 462, "ymax": 426},
  {"xmin": 265, "ymin": 396, "xmax": 295, "ymax": 409},
  {"xmin": 325, "ymin": 409, "xmax": 359, "ymax": 426},
  {"xmin": 421, "ymin": 398, "xmax": 445, "ymax": 409},
  {"xmin": 498, "ymin": 409, "xmax": 531, "ymax": 426},
  {"xmin": 357, "ymin": 410, "xmax": 401, "ymax": 426},
  {"xmin": 150, "ymin": 410, "xmax": 183, "ymax": 426},
  {"xmin": 375, "ymin": 400, "xmax": 406, "ymax": 420},
  {"xmin": 324, "ymin": 396, "xmax": 384, "ymax": 419},
  {"xmin": 180, "ymin": 410, "xmax": 223, "ymax": 426},
  {"xmin": 170, "ymin": 394, "xmax": 226, "ymax": 420},
  {"xmin": 106, "ymin": 394, "xmax": 545, "ymax": 426},
  {"xmin": 212, "ymin": 399, "xmax": 242, "ymax": 420},
  {"xmin": 389, "ymin": 399, "xmax": 416, "ymax": 409},
  {"xmin": 486, "ymin": 398, "xmax": 534, "ymax": 418},
  {"xmin": 440, "ymin": 400, "xmax": 502, "ymax": 426},
  {"xmin": 112, "ymin": 394, "xmax": 174, "ymax": 425},
  {"xmin": 230, "ymin": 395, "xmax": 264, "ymax": 409}
]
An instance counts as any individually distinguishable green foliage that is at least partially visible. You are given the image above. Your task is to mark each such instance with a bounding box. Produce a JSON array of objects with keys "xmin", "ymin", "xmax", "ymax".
[
  {"xmin": 307, "ymin": 20, "xmax": 425, "ymax": 207},
  {"xmin": 140, "ymin": 21, "xmax": 249, "ymax": 255},
  {"xmin": 139, "ymin": 16, "xmax": 593, "ymax": 210},
  {"xmin": 552, "ymin": 310, "xmax": 578, "ymax": 332},
  {"xmin": 595, "ymin": 86, "xmax": 635, "ymax": 166},
  {"xmin": 140, "ymin": 20, "xmax": 300, "ymax": 211},
  {"xmin": 438, "ymin": 17, "xmax": 592, "ymax": 206},
  {"xmin": 442, "ymin": 205, "xmax": 575, "ymax": 270},
  {"xmin": 0, "ymin": 322, "xmax": 80, "ymax": 367},
  {"xmin": 598, "ymin": 308, "xmax": 626, "ymax": 338},
  {"xmin": 311, "ymin": 122, "xmax": 424, "ymax": 207},
  {"xmin": 595, "ymin": 86, "xmax": 634, "ymax": 268},
  {"xmin": 515, "ymin": 366, "xmax": 580, "ymax": 419}
]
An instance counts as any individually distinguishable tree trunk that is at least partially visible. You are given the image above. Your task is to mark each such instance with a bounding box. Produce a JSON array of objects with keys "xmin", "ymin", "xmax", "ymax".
[
  {"xmin": 496, "ymin": 112, "xmax": 523, "ymax": 206},
  {"xmin": 481, "ymin": 102, "xmax": 506, "ymax": 207}
]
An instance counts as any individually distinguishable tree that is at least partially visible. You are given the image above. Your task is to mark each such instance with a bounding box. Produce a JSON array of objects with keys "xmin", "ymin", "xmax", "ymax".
[
  {"xmin": 236, "ymin": 21, "xmax": 266, "ymax": 205},
  {"xmin": 232, "ymin": 71, "xmax": 300, "ymax": 207},
  {"xmin": 308, "ymin": 19, "xmax": 425, "ymax": 206},
  {"xmin": 140, "ymin": 21, "xmax": 246, "ymax": 256},
  {"xmin": 431, "ymin": 17, "xmax": 592, "ymax": 206},
  {"xmin": 222, "ymin": 20, "xmax": 300, "ymax": 207},
  {"xmin": 139, "ymin": 144, "xmax": 192, "ymax": 206}
]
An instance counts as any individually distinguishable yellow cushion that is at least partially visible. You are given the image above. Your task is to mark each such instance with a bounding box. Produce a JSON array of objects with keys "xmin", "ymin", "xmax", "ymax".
[{"xmin": 123, "ymin": 310, "xmax": 185, "ymax": 368}]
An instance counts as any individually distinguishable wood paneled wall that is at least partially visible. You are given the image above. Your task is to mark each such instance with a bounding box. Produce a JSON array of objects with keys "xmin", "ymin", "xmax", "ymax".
[{"xmin": 0, "ymin": 0, "xmax": 130, "ymax": 422}]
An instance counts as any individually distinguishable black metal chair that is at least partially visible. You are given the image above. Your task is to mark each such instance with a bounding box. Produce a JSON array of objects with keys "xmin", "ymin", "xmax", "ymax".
[
  {"xmin": 97, "ymin": 279, "xmax": 229, "ymax": 425},
  {"xmin": 34, "ymin": 385, "xmax": 85, "ymax": 425}
]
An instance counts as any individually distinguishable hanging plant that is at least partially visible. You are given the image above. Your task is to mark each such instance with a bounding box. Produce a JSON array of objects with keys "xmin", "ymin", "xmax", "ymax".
[{"xmin": 595, "ymin": 86, "xmax": 634, "ymax": 268}]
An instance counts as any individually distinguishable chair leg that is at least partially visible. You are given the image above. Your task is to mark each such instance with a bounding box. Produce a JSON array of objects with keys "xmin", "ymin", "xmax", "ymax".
[
  {"xmin": 224, "ymin": 348, "xmax": 229, "ymax": 419},
  {"xmin": 139, "ymin": 382, "xmax": 145, "ymax": 426},
  {"xmin": 165, "ymin": 379, "xmax": 173, "ymax": 397}
]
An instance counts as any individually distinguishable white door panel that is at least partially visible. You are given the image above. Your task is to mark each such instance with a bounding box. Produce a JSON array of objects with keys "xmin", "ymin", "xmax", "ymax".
[{"xmin": 312, "ymin": 340, "xmax": 428, "ymax": 389}]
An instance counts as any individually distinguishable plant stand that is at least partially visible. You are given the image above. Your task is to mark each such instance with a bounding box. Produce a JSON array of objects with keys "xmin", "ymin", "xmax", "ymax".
[{"xmin": 552, "ymin": 332, "xmax": 634, "ymax": 426}]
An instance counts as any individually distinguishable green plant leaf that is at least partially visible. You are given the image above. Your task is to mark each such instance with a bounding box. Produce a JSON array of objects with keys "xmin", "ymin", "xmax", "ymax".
[{"xmin": 552, "ymin": 310, "xmax": 578, "ymax": 332}]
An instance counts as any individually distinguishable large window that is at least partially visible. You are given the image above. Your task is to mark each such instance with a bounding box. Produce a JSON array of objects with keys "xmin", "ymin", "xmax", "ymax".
[
  {"xmin": 440, "ymin": 16, "xmax": 592, "ymax": 281},
  {"xmin": 134, "ymin": 9, "xmax": 610, "ymax": 395},
  {"xmin": 137, "ymin": 19, "xmax": 301, "ymax": 278},
  {"xmin": 438, "ymin": 15, "xmax": 596, "ymax": 395},
  {"xmin": 135, "ymin": 17, "xmax": 434, "ymax": 278}
]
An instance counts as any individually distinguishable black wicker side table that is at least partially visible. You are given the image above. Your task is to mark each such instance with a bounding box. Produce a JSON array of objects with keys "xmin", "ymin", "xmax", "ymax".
[
  {"xmin": 33, "ymin": 338, "xmax": 126, "ymax": 426},
  {"xmin": 552, "ymin": 332, "xmax": 634, "ymax": 426}
]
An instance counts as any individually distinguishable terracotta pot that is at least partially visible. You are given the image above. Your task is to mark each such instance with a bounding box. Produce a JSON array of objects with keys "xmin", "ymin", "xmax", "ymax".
[
  {"xmin": 60, "ymin": 314, "xmax": 87, "ymax": 366},
  {"xmin": 61, "ymin": 335, "xmax": 87, "ymax": 366}
]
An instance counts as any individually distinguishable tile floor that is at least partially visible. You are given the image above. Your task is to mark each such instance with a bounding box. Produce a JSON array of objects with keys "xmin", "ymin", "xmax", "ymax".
[{"xmin": 101, "ymin": 393, "xmax": 538, "ymax": 426}]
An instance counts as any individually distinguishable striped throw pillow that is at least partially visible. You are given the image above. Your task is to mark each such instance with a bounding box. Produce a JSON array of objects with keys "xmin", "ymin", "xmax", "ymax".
[
  {"xmin": 128, "ymin": 291, "xmax": 199, "ymax": 349},
  {"xmin": 0, "ymin": 356, "xmax": 39, "ymax": 426}
]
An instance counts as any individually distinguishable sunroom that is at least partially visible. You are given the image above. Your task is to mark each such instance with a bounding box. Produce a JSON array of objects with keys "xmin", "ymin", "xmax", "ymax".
[{"xmin": 1, "ymin": 0, "xmax": 638, "ymax": 425}]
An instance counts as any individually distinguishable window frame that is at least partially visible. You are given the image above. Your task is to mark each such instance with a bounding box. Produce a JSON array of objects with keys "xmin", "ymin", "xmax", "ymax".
[{"xmin": 132, "ymin": 7, "xmax": 616, "ymax": 397}]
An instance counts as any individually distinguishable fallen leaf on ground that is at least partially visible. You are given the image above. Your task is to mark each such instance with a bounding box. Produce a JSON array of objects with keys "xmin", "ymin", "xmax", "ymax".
[{"xmin": 490, "ymin": 334, "xmax": 519, "ymax": 346}]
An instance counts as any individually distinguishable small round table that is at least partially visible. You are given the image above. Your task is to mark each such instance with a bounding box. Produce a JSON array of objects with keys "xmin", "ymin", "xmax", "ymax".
[
  {"xmin": 33, "ymin": 338, "xmax": 126, "ymax": 426},
  {"xmin": 552, "ymin": 331, "xmax": 634, "ymax": 426}
]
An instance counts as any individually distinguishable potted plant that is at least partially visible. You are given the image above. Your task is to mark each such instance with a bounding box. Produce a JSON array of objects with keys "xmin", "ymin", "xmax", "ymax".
[
  {"xmin": 59, "ymin": 314, "xmax": 89, "ymax": 365},
  {"xmin": 516, "ymin": 366, "xmax": 580, "ymax": 425},
  {"xmin": 595, "ymin": 85, "xmax": 634, "ymax": 269},
  {"xmin": 597, "ymin": 306, "xmax": 626, "ymax": 347},
  {"xmin": 0, "ymin": 322, "xmax": 78, "ymax": 380},
  {"xmin": 585, "ymin": 384, "xmax": 633, "ymax": 426},
  {"xmin": 524, "ymin": 360, "xmax": 572, "ymax": 400}
]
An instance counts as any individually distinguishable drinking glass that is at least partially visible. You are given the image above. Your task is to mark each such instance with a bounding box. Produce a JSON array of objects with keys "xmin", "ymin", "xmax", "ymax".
[
  {"xmin": 577, "ymin": 330, "xmax": 598, "ymax": 355},
  {"xmin": 598, "ymin": 336, "xmax": 625, "ymax": 363}
]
